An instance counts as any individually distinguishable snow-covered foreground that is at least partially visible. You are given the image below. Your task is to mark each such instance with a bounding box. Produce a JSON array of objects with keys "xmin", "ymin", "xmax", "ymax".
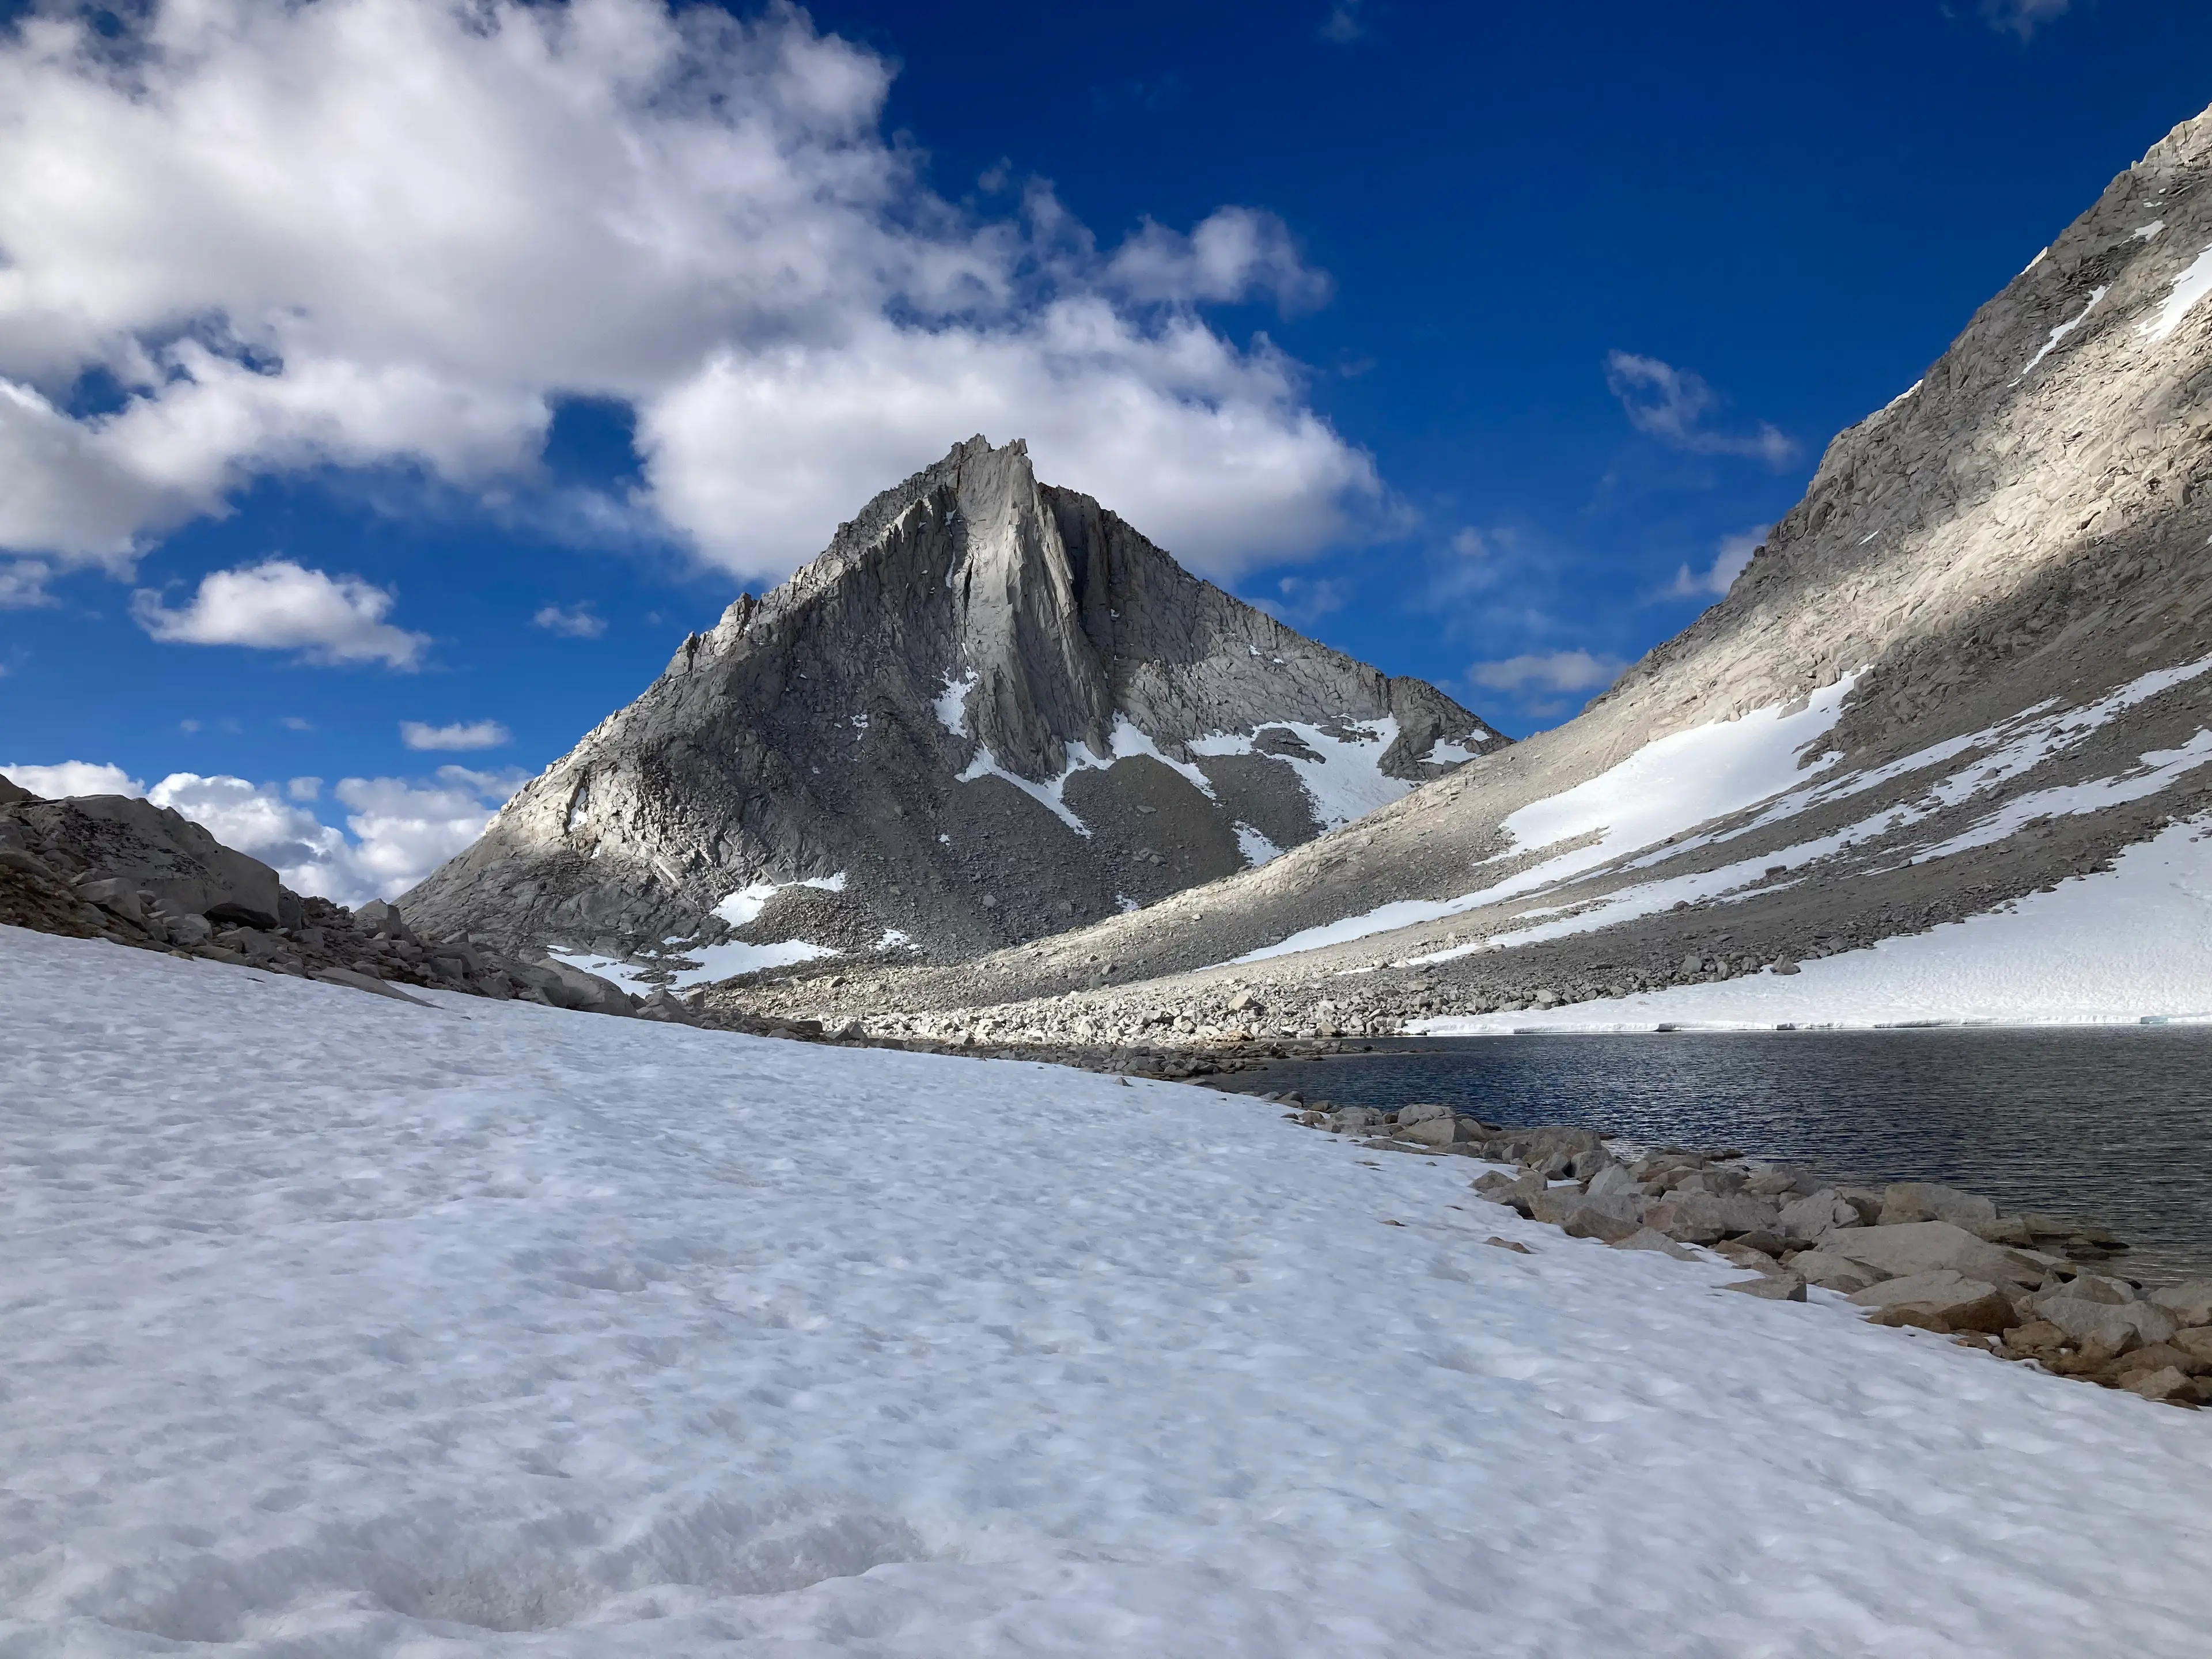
[
  {"xmin": 7, "ymin": 927, "xmax": 2212, "ymax": 1657},
  {"xmin": 1414, "ymin": 813, "xmax": 2212, "ymax": 1036}
]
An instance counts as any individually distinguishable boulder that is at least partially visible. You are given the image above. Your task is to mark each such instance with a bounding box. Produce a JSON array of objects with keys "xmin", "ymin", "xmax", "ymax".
[
  {"xmin": 1586, "ymin": 1163, "xmax": 1650, "ymax": 1199},
  {"xmin": 2172, "ymin": 1328, "xmax": 2212, "ymax": 1366},
  {"xmin": 1395, "ymin": 1101, "xmax": 1452, "ymax": 1127},
  {"xmin": 310, "ymin": 966, "xmax": 437, "ymax": 1008},
  {"xmin": 2035, "ymin": 1295, "xmax": 2177, "ymax": 1354},
  {"xmin": 74, "ymin": 877, "xmax": 150, "ymax": 927},
  {"xmin": 2119, "ymin": 1366, "xmax": 2198, "ymax": 1406},
  {"xmin": 1710, "ymin": 1239, "xmax": 1789, "ymax": 1277},
  {"xmin": 513, "ymin": 957, "xmax": 637, "ymax": 1017},
  {"xmin": 2148, "ymin": 1280, "xmax": 2212, "ymax": 1327},
  {"xmin": 1472, "ymin": 1171, "xmax": 1545, "ymax": 1214},
  {"xmin": 1819, "ymin": 1220, "xmax": 2047, "ymax": 1289},
  {"xmin": 1789, "ymin": 1250, "xmax": 1884, "ymax": 1294},
  {"xmin": 1531, "ymin": 1191, "xmax": 1644, "ymax": 1243},
  {"xmin": 1877, "ymin": 1182, "xmax": 1999, "ymax": 1228},
  {"xmin": 1328, "ymin": 1107, "xmax": 1385, "ymax": 1134},
  {"xmin": 1609, "ymin": 1228, "xmax": 1699, "ymax": 1262},
  {"xmin": 2033, "ymin": 1273, "xmax": 2135, "ymax": 1308},
  {"xmin": 1849, "ymin": 1271, "xmax": 2018, "ymax": 1335},
  {"xmin": 1724, "ymin": 1274, "xmax": 1807, "ymax": 1302},
  {"xmin": 1396, "ymin": 1114, "xmax": 1477, "ymax": 1148},
  {"xmin": 32, "ymin": 794, "xmax": 283, "ymax": 927},
  {"xmin": 1777, "ymin": 1190, "xmax": 1862, "ymax": 1240},
  {"xmin": 1643, "ymin": 1192, "xmax": 1778, "ymax": 1244}
]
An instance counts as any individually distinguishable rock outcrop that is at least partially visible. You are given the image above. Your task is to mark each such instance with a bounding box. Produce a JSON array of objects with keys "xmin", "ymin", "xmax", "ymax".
[
  {"xmin": 0, "ymin": 786, "xmax": 660, "ymax": 1020},
  {"xmin": 402, "ymin": 437, "xmax": 1497, "ymax": 973}
]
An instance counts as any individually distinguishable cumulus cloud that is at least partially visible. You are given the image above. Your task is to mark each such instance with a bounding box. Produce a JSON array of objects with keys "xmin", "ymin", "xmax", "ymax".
[
  {"xmin": 1982, "ymin": 0, "xmax": 2070, "ymax": 41},
  {"xmin": 1663, "ymin": 525, "xmax": 1766, "ymax": 601},
  {"xmin": 1605, "ymin": 353, "xmax": 1796, "ymax": 467},
  {"xmin": 6, "ymin": 760, "xmax": 522, "ymax": 904},
  {"xmin": 533, "ymin": 603, "xmax": 607, "ymax": 638},
  {"xmin": 0, "ymin": 760, "xmax": 146, "ymax": 798},
  {"xmin": 0, "ymin": 559, "xmax": 55, "ymax": 608},
  {"xmin": 1105, "ymin": 208, "xmax": 1332, "ymax": 313},
  {"xmin": 0, "ymin": 0, "xmax": 1375, "ymax": 583},
  {"xmin": 1469, "ymin": 649, "xmax": 1626, "ymax": 694},
  {"xmin": 132, "ymin": 559, "xmax": 429, "ymax": 667},
  {"xmin": 400, "ymin": 719, "xmax": 511, "ymax": 751}
]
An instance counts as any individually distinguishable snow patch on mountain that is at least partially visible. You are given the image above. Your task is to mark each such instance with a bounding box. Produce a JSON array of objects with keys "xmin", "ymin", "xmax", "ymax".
[{"xmin": 1412, "ymin": 812, "xmax": 2212, "ymax": 1033}]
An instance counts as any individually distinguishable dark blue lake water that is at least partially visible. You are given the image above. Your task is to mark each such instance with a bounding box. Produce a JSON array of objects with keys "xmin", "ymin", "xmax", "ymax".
[{"xmin": 1229, "ymin": 1029, "xmax": 2212, "ymax": 1285}]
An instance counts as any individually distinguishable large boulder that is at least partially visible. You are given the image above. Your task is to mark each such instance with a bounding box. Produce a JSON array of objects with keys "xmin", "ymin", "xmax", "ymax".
[
  {"xmin": 1396, "ymin": 1114, "xmax": 1479, "ymax": 1149},
  {"xmin": 1819, "ymin": 1220, "xmax": 2048, "ymax": 1289},
  {"xmin": 2033, "ymin": 1294, "xmax": 2177, "ymax": 1354},
  {"xmin": 1643, "ymin": 1192, "xmax": 1779, "ymax": 1245},
  {"xmin": 1777, "ymin": 1190, "xmax": 1863, "ymax": 1240},
  {"xmin": 25, "ymin": 794, "xmax": 283, "ymax": 926},
  {"xmin": 1849, "ymin": 1271, "xmax": 2018, "ymax": 1335},
  {"xmin": 513, "ymin": 957, "xmax": 637, "ymax": 1017}
]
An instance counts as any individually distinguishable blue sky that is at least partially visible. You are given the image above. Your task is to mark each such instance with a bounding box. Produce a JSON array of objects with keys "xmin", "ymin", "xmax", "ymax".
[{"xmin": 5, "ymin": 0, "xmax": 2212, "ymax": 901}]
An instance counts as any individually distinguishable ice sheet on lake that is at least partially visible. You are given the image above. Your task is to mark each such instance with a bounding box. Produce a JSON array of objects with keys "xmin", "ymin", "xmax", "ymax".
[{"xmin": 7, "ymin": 925, "xmax": 2212, "ymax": 1655}]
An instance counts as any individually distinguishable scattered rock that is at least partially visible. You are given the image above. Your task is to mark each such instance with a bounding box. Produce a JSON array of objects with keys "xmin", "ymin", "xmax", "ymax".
[{"xmin": 1485, "ymin": 1236, "xmax": 1532, "ymax": 1255}]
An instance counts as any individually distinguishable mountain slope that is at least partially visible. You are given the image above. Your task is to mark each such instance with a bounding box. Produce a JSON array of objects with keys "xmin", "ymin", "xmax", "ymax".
[
  {"xmin": 748, "ymin": 105, "xmax": 2212, "ymax": 1042},
  {"xmin": 404, "ymin": 438, "xmax": 1497, "ymax": 970}
]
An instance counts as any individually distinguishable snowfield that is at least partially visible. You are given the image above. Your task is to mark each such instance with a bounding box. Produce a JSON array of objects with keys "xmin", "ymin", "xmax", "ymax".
[
  {"xmin": 6, "ymin": 927, "xmax": 2212, "ymax": 1657},
  {"xmin": 1413, "ymin": 813, "xmax": 2212, "ymax": 1035}
]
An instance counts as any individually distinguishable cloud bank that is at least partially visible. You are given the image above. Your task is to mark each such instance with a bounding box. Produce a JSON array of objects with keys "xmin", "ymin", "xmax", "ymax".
[
  {"xmin": 0, "ymin": 0, "xmax": 1377, "ymax": 584},
  {"xmin": 1469, "ymin": 649, "xmax": 1626, "ymax": 695}
]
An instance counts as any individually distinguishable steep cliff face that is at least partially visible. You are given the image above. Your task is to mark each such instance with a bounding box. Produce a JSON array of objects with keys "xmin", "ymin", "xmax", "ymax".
[
  {"xmin": 774, "ymin": 106, "xmax": 2212, "ymax": 1033},
  {"xmin": 403, "ymin": 438, "xmax": 1497, "ymax": 971}
]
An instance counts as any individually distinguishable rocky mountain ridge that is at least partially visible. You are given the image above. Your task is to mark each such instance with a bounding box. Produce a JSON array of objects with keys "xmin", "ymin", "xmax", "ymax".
[
  {"xmin": 716, "ymin": 103, "xmax": 2212, "ymax": 1045},
  {"xmin": 403, "ymin": 437, "xmax": 1498, "ymax": 974}
]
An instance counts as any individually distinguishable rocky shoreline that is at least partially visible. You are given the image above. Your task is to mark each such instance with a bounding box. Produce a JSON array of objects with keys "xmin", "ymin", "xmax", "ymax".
[{"xmin": 1271, "ymin": 1097, "xmax": 2211, "ymax": 1408}]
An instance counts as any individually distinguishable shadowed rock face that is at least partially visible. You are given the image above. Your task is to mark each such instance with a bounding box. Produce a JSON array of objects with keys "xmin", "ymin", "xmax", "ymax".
[{"xmin": 402, "ymin": 438, "xmax": 1498, "ymax": 966}]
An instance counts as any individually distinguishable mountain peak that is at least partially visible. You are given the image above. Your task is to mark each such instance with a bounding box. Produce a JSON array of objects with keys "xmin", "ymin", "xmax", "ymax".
[{"xmin": 404, "ymin": 444, "xmax": 1502, "ymax": 976}]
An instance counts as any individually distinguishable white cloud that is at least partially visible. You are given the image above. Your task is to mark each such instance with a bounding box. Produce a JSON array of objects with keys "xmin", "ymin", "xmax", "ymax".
[
  {"xmin": 1604, "ymin": 352, "xmax": 1796, "ymax": 468},
  {"xmin": 1104, "ymin": 207, "xmax": 1332, "ymax": 313},
  {"xmin": 1982, "ymin": 0, "xmax": 2070, "ymax": 41},
  {"xmin": 0, "ymin": 760, "xmax": 146, "ymax": 798},
  {"xmin": 1663, "ymin": 525, "xmax": 1766, "ymax": 601},
  {"xmin": 1449, "ymin": 527, "xmax": 1487, "ymax": 558},
  {"xmin": 7, "ymin": 755, "xmax": 517, "ymax": 903},
  {"xmin": 1469, "ymin": 649, "xmax": 1627, "ymax": 694},
  {"xmin": 533, "ymin": 603, "xmax": 607, "ymax": 638},
  {"xmin": 0, "ymin": 0, "xmax": 1375, "ymax": 584},
  {"xmin": 132, "ymin": 559, "xmax": 429, "ymax": 668},
  {"xmin": 400, "ymin": 718, "xmax": 511, "ymax": 751},
  {"xmin": 0, "ymin": 559, "xmax": 55, "ymax": 608}
]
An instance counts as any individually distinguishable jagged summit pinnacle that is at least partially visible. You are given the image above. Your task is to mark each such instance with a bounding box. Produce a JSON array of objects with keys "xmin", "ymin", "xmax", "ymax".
[{"xmin": 403, "ymin": 437, "xmax": 1502, "ymax": 978}]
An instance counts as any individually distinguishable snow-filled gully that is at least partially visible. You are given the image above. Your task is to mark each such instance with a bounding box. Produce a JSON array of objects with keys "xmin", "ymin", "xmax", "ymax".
[{"xmin": 6, "ymin": 923, "xmax": 2212, "ymax": 1657}]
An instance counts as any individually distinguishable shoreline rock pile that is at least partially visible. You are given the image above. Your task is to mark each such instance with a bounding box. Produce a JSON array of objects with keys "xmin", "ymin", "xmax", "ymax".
[{"xmin": 1283, "ymin": 1098, "xmax": 2211, "ymax": 1409}]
